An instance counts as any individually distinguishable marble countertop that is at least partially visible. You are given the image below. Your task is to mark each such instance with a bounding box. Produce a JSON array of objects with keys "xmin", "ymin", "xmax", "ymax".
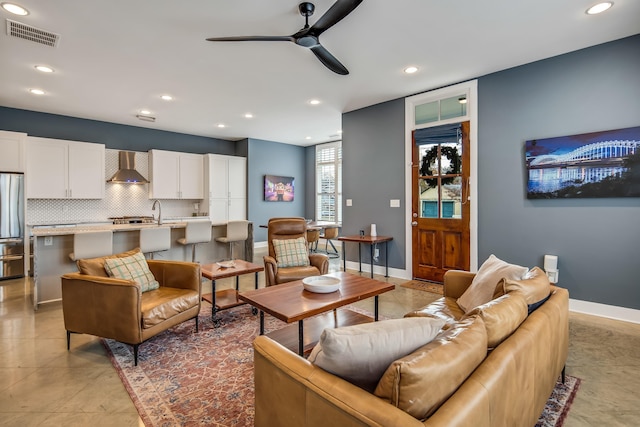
[{"xmin": 30, "ymin": 219, "xmax": 235, "ymax": 236}]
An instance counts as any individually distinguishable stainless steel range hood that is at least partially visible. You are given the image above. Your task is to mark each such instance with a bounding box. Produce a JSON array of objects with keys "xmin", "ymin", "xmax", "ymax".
[{"xmin": 107, "ymin": 151, "xmax": 149, "ymax": 184}]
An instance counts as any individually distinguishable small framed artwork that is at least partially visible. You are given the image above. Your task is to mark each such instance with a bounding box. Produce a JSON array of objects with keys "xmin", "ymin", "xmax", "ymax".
[
  {"xmin": 525, "ymin": 126, "xmax": 640, "ymax": 199},
  {"xmin": 264, "ymin": 175, "xmax": 295, "ymax": 202}
]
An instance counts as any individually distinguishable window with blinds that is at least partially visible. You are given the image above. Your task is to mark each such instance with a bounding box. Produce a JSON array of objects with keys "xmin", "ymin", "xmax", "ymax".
[{"xmin": 316, "ymin": 141, "xmax": 342, "ymax": 222}]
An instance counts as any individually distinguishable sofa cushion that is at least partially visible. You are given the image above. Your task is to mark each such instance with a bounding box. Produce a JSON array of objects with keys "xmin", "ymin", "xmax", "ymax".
[
  {"xmin": 308, "ymin": 317, "xmax": 446, "ymax": 392},
  {"xmin": 463, "ymin": 292, "xmax": 528, "ymax": 348},
  {"xmin": 273, "ymin": 237, "xmax": 311, "ymax": 267},
  {"xmin": 500, "ymin": 266, "xmax": 551, "ymax": 306},
  {"xmin": 76, "ymin": 248, "xmax": 141, "ymax": 277},
  {"xmin": 104, "ymin": 251, "xmax": 160, "ymax": 293},
  {"xmin": 404, "ymin": 296, "xmax": 465, "ymax": 325},
  {"xmin": 456, "ymin": 254, "xmax": 528, "ymax": 313},
  {"xmin": 275, "ymin": 266, "xmax": 321, "ymax": 284},
  {"xmin": 375, "ymin": 316, "xmax": 487, "ymax": 420},
  {"xmin": 141, "ymin": 287, "xmax": 200, "ymax": 328}
]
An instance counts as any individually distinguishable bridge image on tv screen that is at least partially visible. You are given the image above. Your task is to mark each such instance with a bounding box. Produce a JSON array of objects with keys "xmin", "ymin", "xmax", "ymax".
[{"xmin": 525, "ymin": 126, "xmax": 640, "ymax": 199}]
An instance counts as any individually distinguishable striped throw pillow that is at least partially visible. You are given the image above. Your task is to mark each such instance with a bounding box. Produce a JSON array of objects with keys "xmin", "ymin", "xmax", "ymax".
[
  {"xmin": 273, "ymin": 237, "xmax": 310, "ymax": 268},
  {"xmin": 104, "ymin": 251, "xmax": 160, "ymax": 293}
]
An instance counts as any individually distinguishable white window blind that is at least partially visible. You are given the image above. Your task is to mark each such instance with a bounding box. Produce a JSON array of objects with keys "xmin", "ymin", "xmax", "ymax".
[{"xmin": 315, "ymin": 141, "xmax": 342, "ymax": 222}]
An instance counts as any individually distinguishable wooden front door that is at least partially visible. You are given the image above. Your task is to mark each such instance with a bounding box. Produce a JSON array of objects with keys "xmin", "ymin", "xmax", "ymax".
[{"xmin": 412, "ymin": 122, "xmax": 470, "ymax": 282}]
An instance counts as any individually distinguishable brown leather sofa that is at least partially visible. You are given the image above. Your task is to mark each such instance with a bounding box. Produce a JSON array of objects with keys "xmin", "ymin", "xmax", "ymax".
[
  {"xmin": 61, "ymin": 249, "xmax": 201, "ymax": 365},
  {"xmin": 253, "ymin": 270, "xmax": 569, "ymax": 426},
  {"xmin": 263, "ymin": 217, "xmax": 329, "ymax": 286}
]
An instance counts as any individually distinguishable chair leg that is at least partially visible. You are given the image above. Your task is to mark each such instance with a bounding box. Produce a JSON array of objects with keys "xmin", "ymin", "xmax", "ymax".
[
  {"xmin": 561, "ymin": 365, "xmax": 566, "ymax": 384},
  {"xmin": 133, "ymin": 344, "xmax": 139, "ymax": 366},
  {"xmin": 66, "ymin": 330, "xmax": 71, "ymax": 350},
  {"xmin": 195, "ymin": 316, "xmax": 199, "ymax": 332},
  {"xmin": 191, "ymin": 244, "xmax": 197, "ymax": 263}
]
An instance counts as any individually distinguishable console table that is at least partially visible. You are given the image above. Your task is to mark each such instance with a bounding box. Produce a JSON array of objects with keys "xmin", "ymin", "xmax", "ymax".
[{"xmin": 337, "ymin": 235, "xmax": 393, "ymax": 278}]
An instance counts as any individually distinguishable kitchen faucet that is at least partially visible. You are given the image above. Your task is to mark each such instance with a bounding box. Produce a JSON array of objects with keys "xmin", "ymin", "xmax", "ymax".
[{"xmin": 152, "ymin": 199, "xmax": 162, "ymax": 225}]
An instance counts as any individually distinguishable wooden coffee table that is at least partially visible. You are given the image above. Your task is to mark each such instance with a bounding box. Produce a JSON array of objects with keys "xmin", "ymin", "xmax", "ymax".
[
  {"xmin": 201, "ymin": 260, "xmax": 264, "ymax": 324},
  {"xmin": 238, "ymin": 271, "xmax": 394, "ymax": 355}
]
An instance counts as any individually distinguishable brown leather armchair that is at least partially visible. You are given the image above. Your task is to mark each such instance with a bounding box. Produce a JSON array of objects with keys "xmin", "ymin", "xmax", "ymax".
[
  {"xmin": 61, "ymin": 252, "xmax": 201, "ymax": 365},
  {"xmin": 264, "ymin": 217, "xmax": 329, "ymax": 286}
]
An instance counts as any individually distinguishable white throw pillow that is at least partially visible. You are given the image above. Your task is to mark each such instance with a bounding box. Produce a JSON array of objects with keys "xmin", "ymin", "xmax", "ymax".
[
  {"xmin": 308, "ymin": 317, "xmax": 446, "ymax": 392},
  {"xmin": 456, "ymin": 254, "xmax": 528, "ymax": 313}
]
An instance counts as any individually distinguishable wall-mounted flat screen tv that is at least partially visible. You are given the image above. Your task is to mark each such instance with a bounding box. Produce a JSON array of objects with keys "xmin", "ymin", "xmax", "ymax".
[
  {"xmin": 264, "ymin": 175, "xmax": 295, "ymax": 202},
  {"xmin": 525, "ymin": 126, "xmax": 640, "ymax": 199}
]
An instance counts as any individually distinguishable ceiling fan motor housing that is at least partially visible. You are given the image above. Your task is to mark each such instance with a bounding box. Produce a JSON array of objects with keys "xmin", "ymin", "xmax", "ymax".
[{"xmin": 299, "ymin": 2, "xmax": 315, "ymax": 17}]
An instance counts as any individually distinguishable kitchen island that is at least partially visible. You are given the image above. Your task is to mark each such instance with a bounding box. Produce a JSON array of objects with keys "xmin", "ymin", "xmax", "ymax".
[{"xmin": 30, "ymin": 220, "xmax": 254, "ymax": 309}]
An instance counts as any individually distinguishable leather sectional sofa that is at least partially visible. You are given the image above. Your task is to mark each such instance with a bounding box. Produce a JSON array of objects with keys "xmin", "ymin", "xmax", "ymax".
[{"xmin": 253, "ymin": 269, "xmax": 569, "ymax": 427}]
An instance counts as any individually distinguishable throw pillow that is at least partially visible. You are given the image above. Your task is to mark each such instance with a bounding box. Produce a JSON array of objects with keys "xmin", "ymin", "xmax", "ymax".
[
  {"xmin": 308, "ymin": 317, "xmax": 446, "ymax": 392},
  {"xmin": 104, "ymin": 251, "xmax": 160, "ymax": 292},
  {"xmin": 76, "ymin": 247, "xmax": 141, "ymax": 277},
  {"xmin": 500, "ymin": 266, "xmax": 551, "ymax": 306},
  {"xmin": 374, "ymin": 316, "xmax": 487, "ymax": 420},
  {"xmin": 456, "ymin": 254, "xmax": 528, "ymax": 313},
  {"xmin": 272, "ymin": 237, "xmax": 310, "ymax": 268},
  {"xmin": 463, "ymin": 292, "xmax": 528, "ymax": 348}
]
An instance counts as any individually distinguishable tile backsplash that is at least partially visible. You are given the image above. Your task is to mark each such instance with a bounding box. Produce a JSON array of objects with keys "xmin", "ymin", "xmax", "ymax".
[{"xmin": 27, "ymin": 150, "xmax": 200, "ymax": 225}]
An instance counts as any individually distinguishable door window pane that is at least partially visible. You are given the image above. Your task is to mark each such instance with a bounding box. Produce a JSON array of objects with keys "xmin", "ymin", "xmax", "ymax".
[
  {"xmin": 442, "ymin": 176, "xmax": 462, "ymax": 218},
  {"xmin": 415, "ymin": 101, "xmax": 438, "ymax": 125},
  {"xmin": 419, "ymin": 178, "xmax": 438, "ymax": 218}
]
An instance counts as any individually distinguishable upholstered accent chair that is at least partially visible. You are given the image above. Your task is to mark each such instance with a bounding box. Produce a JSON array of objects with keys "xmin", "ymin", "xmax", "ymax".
[{"xmin": 263, "ymin": 217, "xmax": 329, "ymax": 287}]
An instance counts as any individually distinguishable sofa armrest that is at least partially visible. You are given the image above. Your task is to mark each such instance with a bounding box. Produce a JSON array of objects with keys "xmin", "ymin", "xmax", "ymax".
[
  {"xmin": 254, "ymin": 336, "xmax": 424, "ymax": 427},
  {"xmin": 147, "ymin": 260, "xmax": 201, "ymax": 293},
  {"xmin": 443, "ymin": 270, "xmax": 476, "ymax": 299},
  {"xmin": 61, "ymin": 273, "xmax": 142, "ymax": 344},
  {"xmin": 263, "ymin": 255, "xmax": 278, "ymax": 287},
  {"xmin": 309, "ymin": 253, "xmax": 329, "ymax": 274}
]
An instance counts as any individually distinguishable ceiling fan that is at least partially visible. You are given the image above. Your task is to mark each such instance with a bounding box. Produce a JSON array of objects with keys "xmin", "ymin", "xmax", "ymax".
[{"xmin": 206, "ymin": 0, "xmax": 364, "ymax": 75}]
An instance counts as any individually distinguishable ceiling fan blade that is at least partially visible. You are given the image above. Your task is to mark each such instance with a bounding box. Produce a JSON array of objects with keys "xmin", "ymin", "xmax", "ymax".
[
  {"xmin": 206, "ymin": 35, "xmax": 295, "ymax": 42},
  {"xmin": 309, "ymin": 0, "xmax": 364, "ymax": 36},
  {"xmin": 310, "ymin": 44, "xmax": 349, "ymax": 75}
]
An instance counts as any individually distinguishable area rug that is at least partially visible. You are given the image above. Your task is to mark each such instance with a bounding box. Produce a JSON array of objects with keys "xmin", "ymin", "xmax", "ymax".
[
  {"xmin": 103, "ymin": 305, "xmax": 580, "ymax": 427},
  {"xmin": 400, "ymin": 279, "xmax": 444, "ymax": 295}
]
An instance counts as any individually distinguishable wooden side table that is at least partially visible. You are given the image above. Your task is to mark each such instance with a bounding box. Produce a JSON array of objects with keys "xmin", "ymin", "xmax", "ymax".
[
  {"xmin": 337, "ymin": 235, "xmax": 393, "ymax": 278},
  {"xmin": 200, "ymin": 259, "xmax": 264, "ymax": 324}
]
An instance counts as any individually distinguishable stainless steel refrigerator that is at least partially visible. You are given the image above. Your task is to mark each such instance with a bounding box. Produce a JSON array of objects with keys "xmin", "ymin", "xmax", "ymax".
[{"xmin": 0, "ymin": 173, "xmax": 25, "ymax": 280}]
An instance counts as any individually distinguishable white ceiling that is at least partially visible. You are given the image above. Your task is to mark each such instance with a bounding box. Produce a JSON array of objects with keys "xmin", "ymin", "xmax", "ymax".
[{"xmin": 1, "ymin": 1, "xmax": 638, "ymax": 146}]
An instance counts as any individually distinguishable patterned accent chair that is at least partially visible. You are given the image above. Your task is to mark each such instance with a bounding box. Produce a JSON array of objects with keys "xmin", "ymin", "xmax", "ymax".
[{"xmin": 263, "ymin": 217, "xmax": 329, "ymax": 287}]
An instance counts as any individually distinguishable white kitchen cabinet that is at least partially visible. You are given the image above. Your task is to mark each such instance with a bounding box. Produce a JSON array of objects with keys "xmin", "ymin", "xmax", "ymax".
[
  {"xmin": 0, "ymin": 131, "xmax": 26, "ymax": 172},
  {"xmin": 148, "ymin": 149, "xmax": 204, "ymax": 199},
  {"xmin": 204, "ymin": 154, "xmax": 247, "ymax": 221},
  {"xmin": 26, "ymin": 137, "xmax": 105, "ymax": 199}
]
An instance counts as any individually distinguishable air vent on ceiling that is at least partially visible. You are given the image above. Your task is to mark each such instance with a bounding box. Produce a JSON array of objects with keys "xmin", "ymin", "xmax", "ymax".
[{"xmin": 6, "ymin": 19, "xmax": 60, "ymax": 47}]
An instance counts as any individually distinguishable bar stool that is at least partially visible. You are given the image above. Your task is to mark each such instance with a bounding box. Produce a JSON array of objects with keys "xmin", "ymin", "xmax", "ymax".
[
  {"xmin": 177, "ymin": 220, "xmax": 212, "ymax": 263},
  {"xmin": 306, "ymin": 228, "xmax": 320, "ymax": 253},
  {"xmin": 139, "ymin": 227, "xmax": 171, "ymax": 259},
  {"xmin": 215, "ymin": 220, "xmax": 249, "ymax": 260},
  {"xmin": 69, "ymin": 230, "xmax": 113, "ymax": 261},
  {"xmin": 322, "ymin": 226, "xmax": 340, "ymax": 258}
]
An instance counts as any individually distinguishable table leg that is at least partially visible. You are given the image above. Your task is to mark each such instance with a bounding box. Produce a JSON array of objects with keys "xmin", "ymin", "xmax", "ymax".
[
  {"xmin": 259, "ymin": 310, "xmax": 265, "ymax": 335},
  {"xmin": 358, "ymin": 243, "xmax": 362, "ymax": 273},
  {"xmin": 211, "ymin": 279, "xmax": 217, "ymax": 319},
  {"xmin": 369, "ymin": 244, "xmax": 374, "ymax": 278},
  {"xmin": 252, "ymin": 272, "xmax": 258, "ymax": 315},
  {"xmin": 342, "ymin": 241, "xmax": 346, "ymax": 271},
  {"xmin": 298, "ymin": 320, "xmax": 304, "ymax": 356},
  {"xmin": 385, "ymin": 241, "xmax": 389, "ymax": 277},
  {"xmin": 235, "ymin": 276, "xmax": 239, "ymax": 291},
  {"xmin": 374, "ymin": 295, "xmax": 379, "ymax": 321}
]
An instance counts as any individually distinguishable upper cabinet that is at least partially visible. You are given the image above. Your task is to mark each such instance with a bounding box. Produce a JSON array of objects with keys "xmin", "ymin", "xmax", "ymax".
[
  {"xmin": 0, "ymin": 131, "xmax": 26, "ymax": 172},
  {"xmin": 26, "ymin": 137, "xmax": 105, "ymax": 199},
  {"xmin": 204, "ymin": 154, "xmax": 247, "ymax": 221},
  {"xmin": 148, "ymin": 149, "xmax": 204, "ymax": 199}
]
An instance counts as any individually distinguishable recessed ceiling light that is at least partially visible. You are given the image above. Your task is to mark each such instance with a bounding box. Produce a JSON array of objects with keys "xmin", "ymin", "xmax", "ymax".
[
  {"xmin": 35, "ymin": 65, "xmax": 54, "ymax": 73},
  {"xmin": 217, "ymin": 124, "xmax": 226, "ymax": 128},
  {"xmin": 404, "ymin": 66, "xmax": 419, "ymax": 74},
  {"xmin": 586, "ymin": 2, "xmax": 613, "ymax": 14},
  {"xmin": 308, "ymin": 99, "xmax": 321, "ymax": 105},
  {"xmin": 305, "ymin": 136, "xmax": 312, "ymax": 140},
  {"xmin": 29, "ymin": 88, "xmax": 45, "ymax": 95},
  {"xmin": 1, "ymin": 2, "xmax": 29, "ymax": 15},
  {"xmin": 140, "ymin": 109, "xmax": 151, "ymax": 115},
  {"xmin": 244, "ymin": 113, "xmax": 253, "ymax": 119},
  {"xmin": 160, "ymin": 94, "xmax": 173, "ymax": 101}
]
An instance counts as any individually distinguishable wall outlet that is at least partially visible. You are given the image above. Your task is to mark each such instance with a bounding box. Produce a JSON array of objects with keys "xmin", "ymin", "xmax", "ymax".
[
  {"xmin": 346, "ymin": 199, "xmax": 353, "ymax": 206},
  {"xmin": 390, "ymin": 199, "xmax": 400, "ymax": 207},
  {"xmin": 44, "ymin": 236, "xmax": 53, "ymax": 246}
]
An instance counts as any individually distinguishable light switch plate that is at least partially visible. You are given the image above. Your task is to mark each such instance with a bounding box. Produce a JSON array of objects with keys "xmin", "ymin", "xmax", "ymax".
[
  {"xmin": 346, "ymin": 199, "xmax": 352, "ymax": 206},
  {"xmin": 390, "ymin": 199, "xmax": 400, "ymax": 207}
]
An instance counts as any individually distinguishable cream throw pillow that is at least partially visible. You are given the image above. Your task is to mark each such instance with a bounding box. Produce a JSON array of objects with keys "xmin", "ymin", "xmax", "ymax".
[
  {"xmin": 104, "ymin": 251, "xmax": 159, "ymax": 293},
  {"xmin": 272, "ymin": 237, "xmax": 310, "ymax": 267},
  {"xmin": 456, "ymin": 254, "xmax": 528, "ymax": 313},
  {"xmin": 308, "ymin": 317, "xmax": 446, "ymax": 392}
]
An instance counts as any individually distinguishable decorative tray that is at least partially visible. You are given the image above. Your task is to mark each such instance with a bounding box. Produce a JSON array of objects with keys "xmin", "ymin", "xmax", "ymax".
[
  {"xmin": 216, "ymin": 260, "xmax": 236, "ymax": 268},
  {"xmin": 302, "ymin": 276, "xmax": 341, "ymax": 293}
]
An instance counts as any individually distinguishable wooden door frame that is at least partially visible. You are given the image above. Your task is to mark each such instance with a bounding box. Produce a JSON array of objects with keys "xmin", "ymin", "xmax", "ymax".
[{"xmin": 404, "ymin": 80, "xmax": 479, "ymax": 277}]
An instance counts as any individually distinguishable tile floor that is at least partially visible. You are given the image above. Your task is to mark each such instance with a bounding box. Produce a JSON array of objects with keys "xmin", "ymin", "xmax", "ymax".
[{"xmin": 1, "ymin": 247, "xmax": 639, "ymax": 426}]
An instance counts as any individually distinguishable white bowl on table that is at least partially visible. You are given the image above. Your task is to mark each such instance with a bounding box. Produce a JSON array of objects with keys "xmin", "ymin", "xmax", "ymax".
[{"xmin": 302, "ymin": 276, "xmax": 341, "ymax": 293}]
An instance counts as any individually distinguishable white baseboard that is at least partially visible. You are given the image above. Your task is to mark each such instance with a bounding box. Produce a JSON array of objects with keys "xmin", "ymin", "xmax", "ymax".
[{"xmin": 569, "ymin": 298, "xmax": 640, "ymax": 324}]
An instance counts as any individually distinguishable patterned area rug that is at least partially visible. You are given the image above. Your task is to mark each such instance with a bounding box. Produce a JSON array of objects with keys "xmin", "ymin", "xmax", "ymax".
[
  {"xmin": 400, "ymin": 280, "xmax": 444, "ymax": 295},
  {"xmin": 103, "ymin": 305, "xmax": 580, "ymax": 427}
]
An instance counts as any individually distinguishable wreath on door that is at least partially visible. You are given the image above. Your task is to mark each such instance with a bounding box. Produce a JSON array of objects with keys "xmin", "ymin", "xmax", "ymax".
[{"xmin": 419, "ymin": 145, "xmax": 461, "ymax": 188}]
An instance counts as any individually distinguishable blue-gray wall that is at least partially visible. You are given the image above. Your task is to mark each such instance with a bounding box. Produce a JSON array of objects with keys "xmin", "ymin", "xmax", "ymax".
[
  {"xmin": 342, "ymin": 99, "xmax": 406, "ymax": 268},
  {"xmin": 0, "ymin": 107, "xmax": 239, "ymax": 154},
  {"xmin": 342, "ymin": 34, "xmax": 640, "ymax": 310},
  {"xmin": 247, "ymin": 138, "xmax": 307, "ymax": 242}
]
